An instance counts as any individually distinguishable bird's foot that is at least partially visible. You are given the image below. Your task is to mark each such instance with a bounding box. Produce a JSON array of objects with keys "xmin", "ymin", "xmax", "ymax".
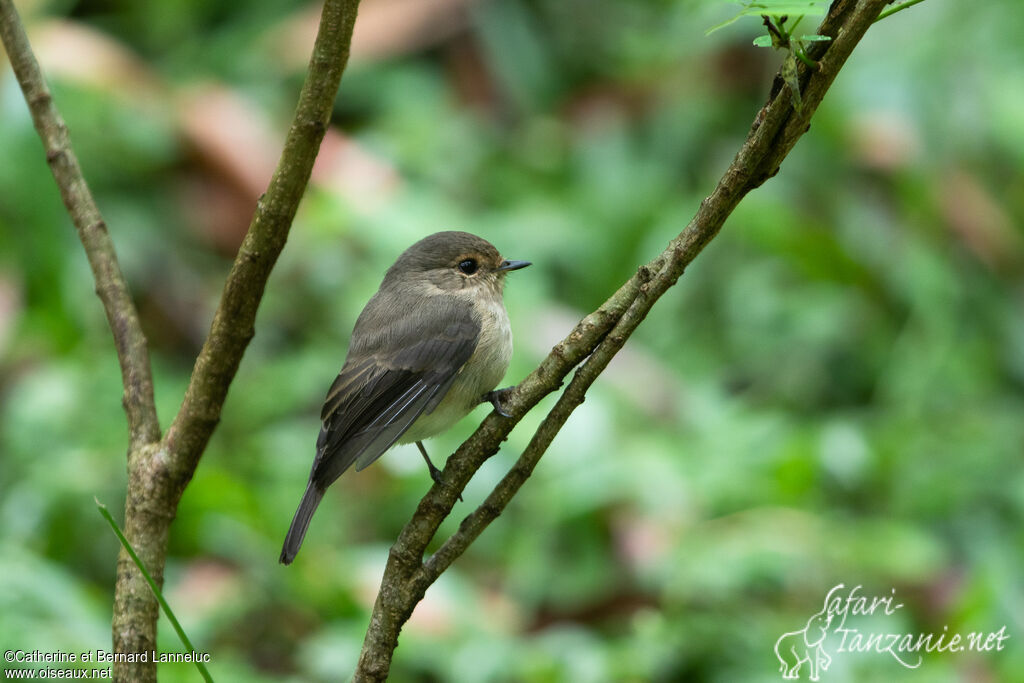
[
  {"xmin": 482, "ymin": 386, "xmax": 515, "ymax": 418},
  {"xmin": 417, "ymin": 441, "xmax": 463, "ymax": 502},
  {"xmin": 426, "ymin": 462, "xmax": 445, "ymax": 486}
]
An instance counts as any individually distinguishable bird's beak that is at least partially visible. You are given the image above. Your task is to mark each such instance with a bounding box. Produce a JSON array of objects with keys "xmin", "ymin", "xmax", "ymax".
[{"xmin": 497, "ymin": 259, "xmax": 531, "ymax": 272}]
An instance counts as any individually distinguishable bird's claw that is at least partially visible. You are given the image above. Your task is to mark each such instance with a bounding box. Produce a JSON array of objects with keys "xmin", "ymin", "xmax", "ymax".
[
  {"xmin": 483, "ymin": 387, "xmax": 514, "ymax": 418},
  {"xmin": 418, "ymin": 441, "xmax": 463, "ymax": 502},
  {"xmin": 431, "ymin": 469, "xmax": 464, "ymax": 503}
]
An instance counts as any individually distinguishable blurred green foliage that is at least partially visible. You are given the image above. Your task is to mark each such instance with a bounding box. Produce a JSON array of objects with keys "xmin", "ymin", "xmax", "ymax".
[{"xmin": 1, "ymin": 0, "xmax": 1023, "ymax": 681}]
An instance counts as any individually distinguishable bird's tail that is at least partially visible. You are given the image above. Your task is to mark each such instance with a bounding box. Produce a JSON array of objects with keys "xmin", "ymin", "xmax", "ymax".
[{"xmin": 280, "ymin": 483, "xmax": 324, "ymax": 565}]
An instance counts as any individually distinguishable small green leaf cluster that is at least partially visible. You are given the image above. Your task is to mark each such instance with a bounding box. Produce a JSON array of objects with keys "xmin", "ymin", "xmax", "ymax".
[{"xmin": 709, "ymin": 3, "xmax": 832, "ymax": 110}]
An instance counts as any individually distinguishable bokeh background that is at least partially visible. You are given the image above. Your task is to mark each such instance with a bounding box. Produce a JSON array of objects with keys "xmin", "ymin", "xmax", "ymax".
[{"xmin": 2, "ymin": 0, "xmax": 1023, "ymax": 680}]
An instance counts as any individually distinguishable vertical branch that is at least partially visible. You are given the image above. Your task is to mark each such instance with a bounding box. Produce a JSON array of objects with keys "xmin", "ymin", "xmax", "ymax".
[{"xmin": 0, "ymin": 0, "xmax": 159, "ymax": 448}]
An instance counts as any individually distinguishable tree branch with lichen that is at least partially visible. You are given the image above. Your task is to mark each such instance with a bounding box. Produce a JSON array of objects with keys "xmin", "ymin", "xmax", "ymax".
[{"xmin": 353, "ymin": 0, "xmax": 895, "ymax": 679}]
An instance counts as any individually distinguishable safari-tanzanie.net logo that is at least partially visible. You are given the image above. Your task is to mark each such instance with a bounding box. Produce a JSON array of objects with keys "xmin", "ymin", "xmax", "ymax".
[{"xmin": 773, "ymin": 583, "xmax": 1010, "ymax": 680}]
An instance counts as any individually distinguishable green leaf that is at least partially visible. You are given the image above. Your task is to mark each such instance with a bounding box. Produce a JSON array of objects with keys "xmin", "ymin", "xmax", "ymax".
[
  {"xmin": 737, "ymin": 2, "xmax": 827, "ymax": 17},
  {"xmin": 800, "ymin": 34, "xmax": 832, "ymax": 41},
  {"xmin": 875, "ymin": 0, "xmax": 927, "ymax": 23},
  {"xmin": 753, "ymin": 35, "xmax": 774, "ymax": 47},
  {"xmin": 707, "ymin": 1, "xmax": 829, "ymax": 35}
]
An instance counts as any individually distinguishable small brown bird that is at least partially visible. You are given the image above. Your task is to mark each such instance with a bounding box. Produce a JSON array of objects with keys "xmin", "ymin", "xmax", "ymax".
[{"xmin": 280, "ymin": 231, "xmax": 530, "ymax": 564}]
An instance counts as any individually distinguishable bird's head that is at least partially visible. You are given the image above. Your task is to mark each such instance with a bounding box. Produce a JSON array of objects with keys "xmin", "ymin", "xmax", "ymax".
[{"xmin": 386, "ymin": 231, "xmax": 530, "ymax": 297}]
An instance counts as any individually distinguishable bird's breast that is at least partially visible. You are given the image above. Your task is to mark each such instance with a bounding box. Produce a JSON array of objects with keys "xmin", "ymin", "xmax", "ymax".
[
  {"xmin": 400, "ymin": 294, "xmax": 512, "ymax": 443},
  {"xmin": 464, "ymin": 293, "xmax": 513, "ymax": 388}
]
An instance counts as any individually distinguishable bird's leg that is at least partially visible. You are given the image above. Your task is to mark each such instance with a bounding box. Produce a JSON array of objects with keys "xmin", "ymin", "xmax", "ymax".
[
  {"xmin": 482, "ymin": 386, "xmax": 514, "ymax": 418},
  {"xmin": 416, "ymin": 441, "xmax": 463, "ymax": 502},
  {"xmin": 415, "ymin": 440, "xmax": 443, "ymax": 483}
]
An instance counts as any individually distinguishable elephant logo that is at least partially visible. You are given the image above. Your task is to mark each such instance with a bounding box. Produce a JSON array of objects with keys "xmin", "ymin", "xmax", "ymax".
[{"xmin": 774, "ymin": 594, "xmax": 835, "ymax": 680}]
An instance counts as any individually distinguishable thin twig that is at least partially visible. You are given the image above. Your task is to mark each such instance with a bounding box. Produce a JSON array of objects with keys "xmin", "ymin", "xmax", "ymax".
[
  {"xmin": 353, "ymin": 0, "xmax": 893, "ymax": 679},
  {"xmin": 0, "ymin": 0, "xmax": 159, "ymax": 448}
]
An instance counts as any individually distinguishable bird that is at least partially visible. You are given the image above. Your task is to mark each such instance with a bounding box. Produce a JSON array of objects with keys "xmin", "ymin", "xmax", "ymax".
[{"xmin": 280, "ymin": 231, "xmax": 530, "ymax": 564}]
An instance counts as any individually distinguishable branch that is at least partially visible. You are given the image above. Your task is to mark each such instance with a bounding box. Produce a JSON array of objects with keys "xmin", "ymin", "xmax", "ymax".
[
  {"xmin": 107, "ymin": 1, "xmax": 362, "ymax": 680},
  {"xmin": 0, "ymin": 0, "xmax": 158, "ymax": 448},
  {"xmin": 353, "ymin": 0, "xmax": 893, "ymax": 679},
  {"xmin": 163, "ymin": 0, "xmax": 361, "ymax": 487}
]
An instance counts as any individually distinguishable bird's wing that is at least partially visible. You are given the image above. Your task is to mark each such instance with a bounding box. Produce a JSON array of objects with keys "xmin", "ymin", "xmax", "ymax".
[{"xmin": 309, "ymin": 297, "xmax": 479, "ymax": 490}]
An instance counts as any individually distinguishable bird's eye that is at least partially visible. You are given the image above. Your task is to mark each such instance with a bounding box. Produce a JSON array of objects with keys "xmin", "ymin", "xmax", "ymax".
[{"xmin": 457, "ymin": 258, "xmax": 478, "ymax": 275}]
